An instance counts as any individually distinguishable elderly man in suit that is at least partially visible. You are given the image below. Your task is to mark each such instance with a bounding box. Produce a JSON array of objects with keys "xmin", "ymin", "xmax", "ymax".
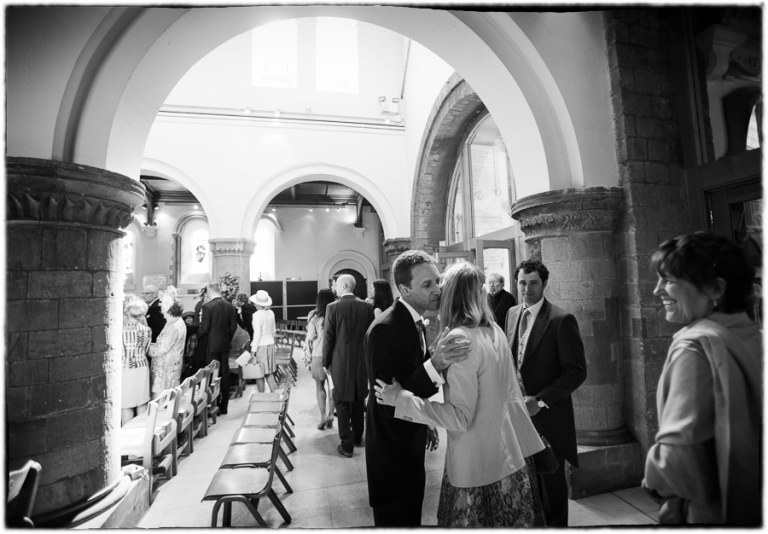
[
  {"xmin": 488, "ymin": 272, "xmax": 516, "ymax": 333},
  {"xmin": 323, "ymin": 274, "xmax": 375, "ymax": 458},
  {"xmin": 197, "ymin": 282, "xmax": 237, "ymax": 415},
  {"xmin": 142, "ymin": 284, "xmax": 166, "ymax": 343},
  {"xmin": 505, "ymin": 259, "xmax": 587, "ymax": 526},
  {"xmin": 364, "ymin": 250, "xmax": 472, "ymax": 526}
]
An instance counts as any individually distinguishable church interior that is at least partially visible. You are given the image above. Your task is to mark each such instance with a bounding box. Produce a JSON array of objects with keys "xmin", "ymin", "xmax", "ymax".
[{"xmin": 4, "ymin": 3, "xmax": 762, "ymax": 527}]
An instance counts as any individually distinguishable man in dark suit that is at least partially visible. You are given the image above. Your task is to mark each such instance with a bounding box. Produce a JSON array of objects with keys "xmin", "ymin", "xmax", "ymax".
[
  {"xmin": 487, "ymin": 272, "xmax": 516, "ymax": 332},
  {"xmin": 142, "ymin": 284, "xmax": 166, "ymax": 343},
  {"xmin": 323, "ymin": 274, "xmax": 374, "ymax": 458},
  {"xmin": 197, "ymin": 282, "xmax": 237, "ymax": 415},
  {"xmin": 364, "ymin": 250, "xmax": 472, "ymax": 527},
  {"xmin": 235, "ymin": 293, "xmax": 256, "ymax": 341},
  {"xmin": 505, "ymin": 259, "xmax": 587, "ymax": 526}
]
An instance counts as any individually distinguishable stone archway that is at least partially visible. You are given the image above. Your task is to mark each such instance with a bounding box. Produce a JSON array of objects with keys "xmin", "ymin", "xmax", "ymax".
[
  {"xmin": 320, "ymin": 250, "xmax": 377, "ymax": 291},
  {"xmin": 410, "ymin": 74, "xmax": 485, "ymax": 252}
]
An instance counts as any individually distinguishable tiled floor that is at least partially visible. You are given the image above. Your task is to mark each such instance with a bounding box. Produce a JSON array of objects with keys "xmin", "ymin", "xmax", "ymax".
[{"xmin": 137, "ymin": 362, "xmax": 659, "ymax": 528}]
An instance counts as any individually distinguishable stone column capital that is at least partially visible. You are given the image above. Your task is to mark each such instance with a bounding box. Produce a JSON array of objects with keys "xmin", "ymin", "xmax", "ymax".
[
  {"xmin": 209, "ymin": 238, "xmax": 256, "ymax": 257},
  {"xmin": 382, "ymin": 238, "xmax": 411, "ymax": 257},
  {"xmin": 510, "ymin": 187, "xmax": 624, "ymax": 240},
  {"xmin": 6, "ymin": 157, "xmax": 145, "ymax": 229}
]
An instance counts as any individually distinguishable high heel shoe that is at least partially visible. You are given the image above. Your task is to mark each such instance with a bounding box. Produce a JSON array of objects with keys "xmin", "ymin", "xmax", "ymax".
[
  {"xmin": 325, "ymin": 417, "xmax": 334, "ymax": 429},
  {"xmin": 317, "ymin": 421, "xmax": 326, "ymax": 430}
]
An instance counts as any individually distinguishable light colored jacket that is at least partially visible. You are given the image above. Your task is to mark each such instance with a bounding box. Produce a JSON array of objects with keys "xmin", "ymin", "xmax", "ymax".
[
  {"xmin": 251, "ymin": 308, "xmax": 276, "ymax": 347},
  {"xmin": 395, "ymin": 323, "xmax": 543, "ymax": 488}
]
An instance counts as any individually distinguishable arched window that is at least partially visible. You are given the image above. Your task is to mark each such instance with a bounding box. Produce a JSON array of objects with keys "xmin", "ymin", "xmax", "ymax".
[
  {"xmin": 444, "ymin": 113, "xmax": 519, "ymax": 292},
  {"xmin": 175, "ymin": 215, "xmax": 212, "ymax": 286}
]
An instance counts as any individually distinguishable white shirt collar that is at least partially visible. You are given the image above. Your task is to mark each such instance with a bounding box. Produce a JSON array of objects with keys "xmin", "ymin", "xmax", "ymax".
[
  {"xmin": 399, "ymin": 298, "xmax": 424, "ymax": 325},
  {"xmin": 523, "ymin": 297, "xmax": 545, "ymax": 320}
]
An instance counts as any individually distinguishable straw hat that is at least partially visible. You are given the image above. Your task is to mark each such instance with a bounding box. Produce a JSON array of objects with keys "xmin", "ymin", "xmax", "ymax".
[{"xmin": 250, "ymin": 290, "xmax": 272, "ymax": 307}]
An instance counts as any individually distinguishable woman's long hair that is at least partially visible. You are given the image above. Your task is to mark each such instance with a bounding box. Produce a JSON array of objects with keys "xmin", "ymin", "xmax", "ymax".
[
  {"xmin": 438, "ymin": 262, "xmax": 495, "ymax": 331},
  {"xmin": 372, "ymin": 279, "xmax": 394, "ymax": 311},
  {"xmin": 315, "ymin": 289, "xmax": 335, "ymax": 318}
]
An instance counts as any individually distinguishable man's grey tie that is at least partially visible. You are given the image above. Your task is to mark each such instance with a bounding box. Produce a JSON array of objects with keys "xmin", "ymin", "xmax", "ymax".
[{"xmin": 516, "ymin": 309, "xmax": 531, "ymax": 395}]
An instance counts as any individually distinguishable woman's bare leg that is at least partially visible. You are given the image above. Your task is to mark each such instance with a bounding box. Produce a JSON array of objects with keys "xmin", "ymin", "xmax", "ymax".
[
  {"xmin": 255, "ymin": 377, "xmax": 265, "ymax": 393},
  {"xmin": 265, "ymin": 373, "xmax": 277, "ymax": 393},
  {"xmin": 315, "ymin": 378, "xmax": 327, "ymax": 427},
  {"xmin": 121, "ymin": 408, "xmax": 135, "ymax": 426}
]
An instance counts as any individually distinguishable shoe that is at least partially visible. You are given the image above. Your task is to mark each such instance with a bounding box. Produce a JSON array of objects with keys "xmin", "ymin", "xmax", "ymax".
[
  {"xmin": 317, "ymin": 421, "xmax": 326, "ymax": 430},
  {"xmin": 219, "ymin": 409, "xmax": 227, "ymax": 415},
  {"xmin": 325, "ymin": 418, "xmax": 334, "ymax": 430},
  {"xmin": 336, "ymin": 445, "xmax": 353, "ymax": 458},
  {"xmin": 354, "ymin": 438, "xmax": 365, "ymax": 448}
]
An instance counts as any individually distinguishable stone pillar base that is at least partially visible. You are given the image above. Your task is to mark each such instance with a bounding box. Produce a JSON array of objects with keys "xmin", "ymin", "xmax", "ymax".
[{"xmin": 569, "ymin": 441, "xmax": 644, "ymax": 499}]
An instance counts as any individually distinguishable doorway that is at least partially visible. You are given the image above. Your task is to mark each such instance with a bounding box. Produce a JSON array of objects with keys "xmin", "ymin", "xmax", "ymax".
[{"xmin": 331, "ymin": 268, "xmax": 368, "ymax": 301}]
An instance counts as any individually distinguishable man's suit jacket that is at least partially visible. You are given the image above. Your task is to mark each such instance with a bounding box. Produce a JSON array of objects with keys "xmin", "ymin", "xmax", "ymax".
[
  {"xmin": 146, "ymin": 299, "xmax": 166, "ymax": 343},
  {"xmin": 488, "ymin": 289, "xmax": 517, "ymax": 332},
  {"xmin": 197, "ymin": 296, "xmax": 237, "ymax": 359},
  {"xmin": 322, "ymin": 294, "xmax": 374, "ymax": 402},
  {"xmin": 505, "ymin": 298, "xmax": 586, "ymax": 467},
  {"xmin": 364, "ymin": 299, "xmax": 439, "ymax": 508},
  {"xmin": 236, "ymin": 301, "xmax": 257, "ymax": 340}
]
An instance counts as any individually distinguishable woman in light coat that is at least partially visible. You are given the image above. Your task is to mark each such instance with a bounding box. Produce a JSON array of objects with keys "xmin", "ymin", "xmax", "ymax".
[
  {"xmin": 250, "ymin": 290, "xmax": 278, "ymax": 393},
  {"xmin": 376, "ymin": 261, "xmax": 545, "ymax": 527}
]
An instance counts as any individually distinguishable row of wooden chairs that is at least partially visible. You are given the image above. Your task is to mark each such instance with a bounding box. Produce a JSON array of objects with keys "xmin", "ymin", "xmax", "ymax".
[
  {"xmin": 275, "ymin": 319, "xmax": 307, "ymax": 348},
  {"xmin": 202, "ymin": 378, "xmax": 297, "ymax": 527},
  {"xmin": 119, "ymin": 360, "xmax": 222, "ymax": 500}
]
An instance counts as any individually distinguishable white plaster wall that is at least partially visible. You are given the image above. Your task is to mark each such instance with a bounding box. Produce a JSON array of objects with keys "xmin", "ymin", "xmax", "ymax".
[
  {"xmin": 272, "ymin": 206, "xmax": 380, "ymax": 282},
  {"xmin": 510, "ymin": 12, "xmax": 618, "ymax": 187},
  {"xmin": 402, "ymin": 40, "xmax": 456, "ymax": 198},
  {"xmin": 143, "ymin": 117, "xmax": 408, "ymax": 238},
  {"xmin": 164, "ymin": 18, "xmax": 406, "ymax": 120}
]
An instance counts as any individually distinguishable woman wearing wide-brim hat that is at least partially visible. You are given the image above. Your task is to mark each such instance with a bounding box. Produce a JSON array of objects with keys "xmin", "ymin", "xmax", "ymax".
[{"xmin": 249, "ymin": 290, "xmax": 278, "ymax": 393}]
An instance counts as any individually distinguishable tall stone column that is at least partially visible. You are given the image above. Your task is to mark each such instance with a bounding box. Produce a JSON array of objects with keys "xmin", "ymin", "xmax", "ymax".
[
  {"xmin": 6, "ymin": 157, "xmax": 145, "ymax": 516},
  {"xmin": 209, "ymin": 238, "xmax": 255, "ymax": 296},
  {"xmin": 511, "ymin": 187, "xmax": 643, "ymax": 497}
]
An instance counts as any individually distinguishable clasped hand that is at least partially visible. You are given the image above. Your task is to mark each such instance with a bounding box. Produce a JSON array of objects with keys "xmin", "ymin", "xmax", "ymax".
[
  {"xmin": 374, "ymin": 377, "xmax": 402, "ymax": 407},
  {"xmin": 430, "ymin": 328, "xmax": 472, "ymax": 372}
]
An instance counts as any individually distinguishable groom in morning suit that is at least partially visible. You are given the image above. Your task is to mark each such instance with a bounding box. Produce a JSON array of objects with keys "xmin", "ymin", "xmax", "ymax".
[
  {"xmin": 364, "ymin": 250, "xmax": 472, "ymax": 526},
  {"xmin": 505, "ymin": 259, "xmax": 586, "ymax": 526}
]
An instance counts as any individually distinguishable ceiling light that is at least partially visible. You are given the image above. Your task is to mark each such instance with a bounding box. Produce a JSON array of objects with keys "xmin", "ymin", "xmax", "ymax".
[
  {"xmin": 271, "ymin": 207, "xmax": 276, "ymax": 212},
  {"xmin": 194, "ymin": 204, "xmax": 199, "ymax": 210},
  {"xmin": 392, "ymin": 97, "xmax": 400, "ymax": 103},
  {"xmin": 141, "ymin": 203, "xmax": 147, "ymax": 210},
  {"xmin": 326, "ymin": 207, "xmax": 330, "ymax": 212},
  {"xmin": 378, "ymin": 96, "xmax": 386, "ymax": 103},
  {"xmin": 274, "ymin": 110, "xmax": 281, "ymax": 118},
  {"xmin": 153, "ymin": 203, "xmax": 160, "ymax": 210},
  {"xmin": 244, "ymin": 107, "xmax": 252, "ymax": 115},
  {"xmin": 309, "ymin": 206, "xmax": 314, "ymax": 212},
  {"xmin": 385, "ymin": 117, "xmax": 391, "ymax": 124}
]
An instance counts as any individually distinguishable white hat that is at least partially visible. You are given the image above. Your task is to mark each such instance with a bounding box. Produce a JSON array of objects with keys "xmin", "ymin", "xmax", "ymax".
[{"xmin": 250, "ymin": 290, "xmax": 272, "ymax": 307}]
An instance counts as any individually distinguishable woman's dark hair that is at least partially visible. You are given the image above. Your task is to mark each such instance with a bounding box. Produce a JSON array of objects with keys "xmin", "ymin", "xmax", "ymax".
[
  {"xmin": 651, "ymin": 231, "xmax": 755, "ymax": 315},
  {"xmin": 315, "ymin": 289, "xmax": 335, "ymax": 318},
  {"xmin": 372, "ymin": 279, "xmax": 394, "ymax": 311},
  {"xmin": 236, "ymin": 293, "xmax": 248, "ymax": 304}
]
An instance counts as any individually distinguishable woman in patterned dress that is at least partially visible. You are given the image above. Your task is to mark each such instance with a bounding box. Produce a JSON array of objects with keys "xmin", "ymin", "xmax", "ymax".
[
  {"xmin": 148, "ymin": 295, "xmax": 187, "ymax": 399},
  {"xmin": 121, "ymin": 297, "xmax": 152, "ymax": 425},
  {"xmin": 375, "ymin": 261, "xmax": 546, "ymax": 527}
]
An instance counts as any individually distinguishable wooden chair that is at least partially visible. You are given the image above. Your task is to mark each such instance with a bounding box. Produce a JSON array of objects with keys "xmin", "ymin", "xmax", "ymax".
[
  {"xmin": 120, "ymin": 389, "xmax": 179, "ymax": 499},
  {"xmin": 7, "ymin": 459, "xmax": 42, "ymax": 527},
  {"xmin": 191, "ymin": 368, "xmax": 210, "ymax": 439},
  {"xmin": 174, "ymin": 377, "xmax": 196, "ymax": 457},
  {"xmin": 202, "ymin": 433, "xmax": 292, "ymax": 527},
  {"xmin": 206, "ymin": 359, "xmax": 221, "ymax": 426},
  {"xmin": 228, "ymin": 355, "xmax": 245, "ymax": 399}
]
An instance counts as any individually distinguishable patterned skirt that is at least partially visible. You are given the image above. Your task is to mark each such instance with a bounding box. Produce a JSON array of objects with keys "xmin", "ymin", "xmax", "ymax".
[
  {"xmin": 437, "ymin": 457, "xmax": 545, "ymax": 527},
  {"xmin": 254, "ymin": 344, "xmax": 276, "ymax": 375}
]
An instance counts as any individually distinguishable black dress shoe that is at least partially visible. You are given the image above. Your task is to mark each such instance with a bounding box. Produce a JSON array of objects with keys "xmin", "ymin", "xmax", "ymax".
[
  {"xmin": 336, "ymin": 445, "xmax": 353, "ymax": 458},
  {"xmin": 219, "ymin": 409, "xmax": 228, "ymax": 415},
  {"xmin": 354, "ymin": 438, "xmax": 365, "ymax": 448}
]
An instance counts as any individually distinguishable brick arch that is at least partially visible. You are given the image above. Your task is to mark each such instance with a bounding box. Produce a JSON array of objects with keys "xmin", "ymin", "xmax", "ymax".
[{"xmin": 411, "ymin": 74, "xmax": 485, "ymax": 252}]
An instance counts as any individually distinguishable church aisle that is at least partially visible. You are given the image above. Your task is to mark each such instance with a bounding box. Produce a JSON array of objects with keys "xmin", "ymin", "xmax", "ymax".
[{"xmin": 137, "ymin": 362, "xmax": 657, "ymax": 528}]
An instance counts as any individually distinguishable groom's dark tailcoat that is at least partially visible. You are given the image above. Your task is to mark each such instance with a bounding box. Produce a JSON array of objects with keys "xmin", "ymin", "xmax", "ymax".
[
  {"xmin": 505, "ymin": 298, "xmax": 586, "ymax": 526},
  {"xmin": 364, "ymin": 299, "xmax": 439, "ymax": 524}
]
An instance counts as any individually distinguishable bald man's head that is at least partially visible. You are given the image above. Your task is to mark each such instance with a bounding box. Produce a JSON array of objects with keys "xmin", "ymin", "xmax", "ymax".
[{"xmin": 337, "ymin": 274, "xmax": 356, "ymax": 295}]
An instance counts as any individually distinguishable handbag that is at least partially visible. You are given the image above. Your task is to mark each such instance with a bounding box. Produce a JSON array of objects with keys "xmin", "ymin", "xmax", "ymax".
[{"xmin": 532, "ymin": 434, "xmax": 559, "ymax": 474}]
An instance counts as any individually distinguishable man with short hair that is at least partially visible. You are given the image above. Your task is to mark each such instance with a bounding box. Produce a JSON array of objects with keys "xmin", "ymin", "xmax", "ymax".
[
  {"xmin": 330, "ymin": 273, "xmax": 341, "ymax": 298},
  {"xmin": 323, "ymin": 274, "xmax": 374, "ymax": 458},
  {"xmin": 488, "ymin": 272, "xmax": 517, "ymax": 333},
  {"xmin": 197, "ymin": 282, "xmax": 237, "ymax": 415},
  {"xmin": 505, "ymin": 259, "xmax": 587, "ymax": 527},
  {"xmin": 364, "ymin": 250, "xmax": 472, "ymax": 526},
  {"xmin": 142, "ymin": 285, "xmax": 165, "ymax": 344}
]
